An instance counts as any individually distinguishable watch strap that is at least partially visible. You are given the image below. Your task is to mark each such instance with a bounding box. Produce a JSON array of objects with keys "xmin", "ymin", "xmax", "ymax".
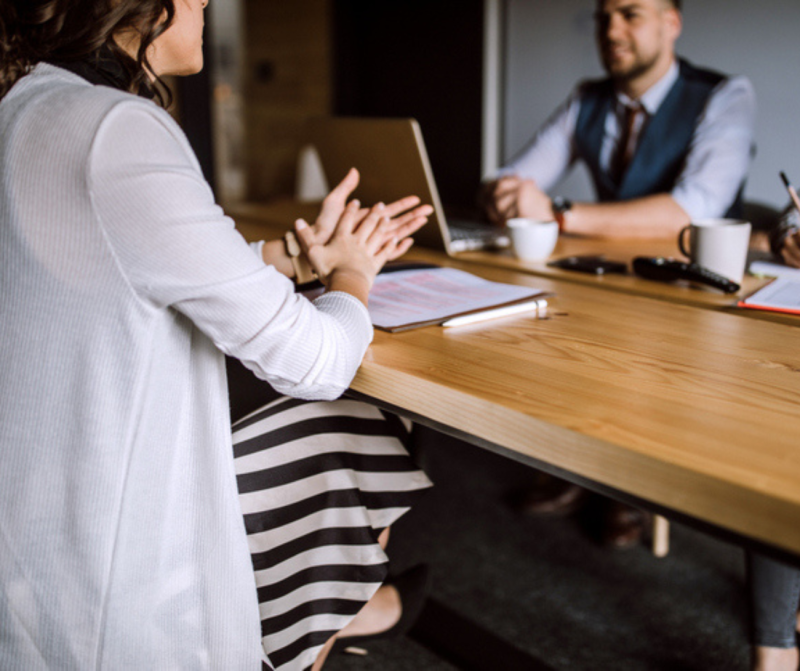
[
  {"xmin": 284, "ymin": 230, "xmax": 318, "ymax": 284},
  {"xmin": 552, "ymin": 197, "xmax": 572, "ymax": 232}
]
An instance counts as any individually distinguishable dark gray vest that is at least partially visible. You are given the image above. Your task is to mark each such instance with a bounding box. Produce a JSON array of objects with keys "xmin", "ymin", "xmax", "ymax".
[{"xmin": 574, "ymin": 59, "xmax": 743, "ymax": 218}]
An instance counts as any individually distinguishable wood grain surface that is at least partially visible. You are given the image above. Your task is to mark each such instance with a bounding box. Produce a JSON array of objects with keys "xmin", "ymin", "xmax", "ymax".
[{"xmin": 227, "ymin": 202, "xmax": 800, "ymax": 555}]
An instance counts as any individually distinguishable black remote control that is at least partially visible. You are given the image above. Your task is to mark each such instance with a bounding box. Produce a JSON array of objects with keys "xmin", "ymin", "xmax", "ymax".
[{"xmin": 632, "ymin": 257, "xmax": 740, "ymax": 294}]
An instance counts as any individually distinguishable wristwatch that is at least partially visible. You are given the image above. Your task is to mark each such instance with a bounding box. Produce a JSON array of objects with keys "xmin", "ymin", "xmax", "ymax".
[
  {"xmin": 284, "ymin": 230, "xmax": 318, "ymax": 284},
  {"xmin": 551, "ymin": 196, "xmax": 573, "ymax": 232}
]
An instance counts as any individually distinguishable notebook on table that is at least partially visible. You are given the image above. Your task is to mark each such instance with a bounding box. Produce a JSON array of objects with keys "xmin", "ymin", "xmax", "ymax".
[
  {"xmin": 305, "ymin": 116, "xmax": 508, "ymax": 254},
  {"xmin": 301, "ymin": 265, "xmax": 550, "ymax": 332}
]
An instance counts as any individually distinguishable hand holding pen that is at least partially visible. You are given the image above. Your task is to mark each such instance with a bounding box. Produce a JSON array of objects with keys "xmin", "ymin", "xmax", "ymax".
[
  {"xmin": 778, "ymin": 171, "xmax": 800, "ymax": 267},
  {"xmin": 780, "ymin": 171, "xmax": 800, "ymax": 215}
]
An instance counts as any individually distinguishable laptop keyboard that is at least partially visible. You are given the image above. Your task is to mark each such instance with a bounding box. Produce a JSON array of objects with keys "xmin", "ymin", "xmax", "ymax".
[{"xmin": 448, "ymin": 219, "xmax": 509, "ymax": 251}]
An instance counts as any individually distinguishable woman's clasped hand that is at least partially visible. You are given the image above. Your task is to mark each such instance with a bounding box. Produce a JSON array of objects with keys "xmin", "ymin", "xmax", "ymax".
[{"xmin": 295, "ymin": 166, "xmax": 432, "ymax": 297}]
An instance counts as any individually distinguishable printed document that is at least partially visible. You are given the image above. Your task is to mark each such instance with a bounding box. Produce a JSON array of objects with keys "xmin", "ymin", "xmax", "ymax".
[{"xmin": 305, "ymin": 266, "xmax": 548, "ymax": 331}]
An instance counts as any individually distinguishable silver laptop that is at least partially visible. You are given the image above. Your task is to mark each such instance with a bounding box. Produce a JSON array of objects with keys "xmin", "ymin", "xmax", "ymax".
[{"xmin": 305, "ymin": 117, "xmax": 508, "ymax": 254}]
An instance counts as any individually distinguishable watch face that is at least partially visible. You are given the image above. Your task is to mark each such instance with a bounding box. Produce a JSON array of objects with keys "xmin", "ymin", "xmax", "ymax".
[{"xmin": 553, "ymin": 197, "xmax": 572, "ymax": 213}]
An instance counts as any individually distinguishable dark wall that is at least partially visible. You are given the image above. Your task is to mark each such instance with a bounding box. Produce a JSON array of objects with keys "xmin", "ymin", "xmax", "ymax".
[
  {"xmin": 333, "ymin": 1, "xmax": 485, "ymax": 212},
  {"xmin": 175, "ymin": 34, "xmax": 216, "ymax": 195}
]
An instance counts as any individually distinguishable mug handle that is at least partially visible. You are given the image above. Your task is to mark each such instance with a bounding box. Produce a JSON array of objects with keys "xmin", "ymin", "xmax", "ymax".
[{"xmin": 678, "ymin": 225, "xmax": 692, "ymax": 258}]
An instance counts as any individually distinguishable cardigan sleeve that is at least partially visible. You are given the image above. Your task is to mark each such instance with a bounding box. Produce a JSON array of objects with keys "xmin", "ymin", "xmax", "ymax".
[{"xmin": 87, "ymin": 100, "xmax": 372, "ymax": 400}]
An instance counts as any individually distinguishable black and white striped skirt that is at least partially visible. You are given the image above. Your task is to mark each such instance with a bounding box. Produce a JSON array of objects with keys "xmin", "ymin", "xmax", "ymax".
[{"xmin": 232, "ymin": 396, "xmax": 432, "ymax": 671}]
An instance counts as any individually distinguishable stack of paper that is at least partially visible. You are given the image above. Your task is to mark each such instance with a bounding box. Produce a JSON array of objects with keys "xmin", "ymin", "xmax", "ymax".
[
  {"xmin": 304, "ymin": 266, "xmax": 550, "ymax": 332},
  {"xmin": 740, "ymin": 262, "xmax": 800, "ymax": 315},
  {"xmin": 367, "ymin": 267, "xmax": 549, "ymax": 331}
]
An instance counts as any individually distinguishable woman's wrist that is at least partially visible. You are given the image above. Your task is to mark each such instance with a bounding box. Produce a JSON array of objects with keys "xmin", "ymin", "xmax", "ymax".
[
  {"xmin": 259, "ymin": 239, "xmax": 294, "ymax": 278},
  {"xmin": 284, "ymin": 231, "xmax": 318, "ymax": 284},
  {"xmin": 257, "ymin": 236, "xmax": 320, "ymax": 283},
  {"xmin": 327, "ymin": 267, "xmax": 373, "ymax": 306}
]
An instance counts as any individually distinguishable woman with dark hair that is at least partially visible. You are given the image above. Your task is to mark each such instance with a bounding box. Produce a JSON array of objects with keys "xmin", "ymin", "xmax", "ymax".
[{"xmin": 0, "ymin": 1, "xmax": 432, "ymax": 669}]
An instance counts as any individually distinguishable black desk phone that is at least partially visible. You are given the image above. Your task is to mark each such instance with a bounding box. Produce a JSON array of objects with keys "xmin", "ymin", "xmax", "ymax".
[
  {"xmin": 632, "ymin": 257, "xmax": 740, "ymax": 294},
  {"xmin": 548, "ymin": 255, "xmax": 627, "ymax": 275}
]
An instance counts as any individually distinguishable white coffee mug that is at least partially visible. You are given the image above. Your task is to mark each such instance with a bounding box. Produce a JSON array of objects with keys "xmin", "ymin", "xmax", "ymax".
[
  {"xmin": 506, "ymin": 218, "xmax": 559, "ymax": 261},
  {"xmin": 678, "ymin": 218, "xmax": 751, "ymax": 283}
]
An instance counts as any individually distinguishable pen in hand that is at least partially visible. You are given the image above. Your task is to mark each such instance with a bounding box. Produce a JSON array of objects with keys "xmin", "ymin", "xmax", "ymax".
[{"xmin": 780, "ymin": 171, "xmax": 800, "ymax": 215}]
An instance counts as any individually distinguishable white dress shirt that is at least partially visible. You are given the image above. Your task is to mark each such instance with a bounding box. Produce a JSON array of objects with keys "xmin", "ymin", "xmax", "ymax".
[{"xmin": 499, "ymin": 60, "xmax": 757, "ymax": 219}]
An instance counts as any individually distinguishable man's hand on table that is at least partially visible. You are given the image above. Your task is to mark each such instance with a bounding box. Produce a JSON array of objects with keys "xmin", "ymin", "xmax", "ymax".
[{"xmin": 484, "ymin": 175, "xmax": 554, "ymax": 225}]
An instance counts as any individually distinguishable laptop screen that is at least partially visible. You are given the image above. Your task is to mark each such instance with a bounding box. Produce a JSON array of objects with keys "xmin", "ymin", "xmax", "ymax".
[{"xmin": 305, "ymin": 116, "xmax": 453, "ymax": 253}]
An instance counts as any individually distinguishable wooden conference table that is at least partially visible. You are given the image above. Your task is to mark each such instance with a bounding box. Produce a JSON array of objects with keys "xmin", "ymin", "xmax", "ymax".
[{"xmin": 229, "ymin": 202, "xmax": 800, "ymax": 562}]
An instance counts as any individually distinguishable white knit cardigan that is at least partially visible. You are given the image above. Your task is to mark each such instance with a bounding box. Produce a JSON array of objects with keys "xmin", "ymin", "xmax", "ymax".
[{"xmin": 0, "ymin": 63, "xmax": 372, "ymax": 670}]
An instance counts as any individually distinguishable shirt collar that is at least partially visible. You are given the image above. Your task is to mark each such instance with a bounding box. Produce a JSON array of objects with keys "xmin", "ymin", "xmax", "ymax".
[
  {"xmin": 45, "ymin": 45, "xmax": 154, "ymax": 100},
  {"xmin": 616, "ymin": 60, "xmax": 679, "ymax": 115}
]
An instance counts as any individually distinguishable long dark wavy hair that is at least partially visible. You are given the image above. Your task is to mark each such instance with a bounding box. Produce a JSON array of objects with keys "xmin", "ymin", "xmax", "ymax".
[{"xmin": 0, "ymin": 0, "xmax": 176, "ymax": 105}]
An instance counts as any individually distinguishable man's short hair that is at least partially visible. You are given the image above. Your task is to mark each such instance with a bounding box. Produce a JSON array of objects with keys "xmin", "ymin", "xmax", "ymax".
[{"xmin": 597, "ymin": 1, "xmax": 683, "ymax": 11}]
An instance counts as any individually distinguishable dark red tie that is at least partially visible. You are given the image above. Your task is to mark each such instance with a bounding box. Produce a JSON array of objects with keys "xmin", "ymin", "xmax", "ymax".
[{"xmin": 612, "ymin": 102, "xmax": 645, "ymax": 184}]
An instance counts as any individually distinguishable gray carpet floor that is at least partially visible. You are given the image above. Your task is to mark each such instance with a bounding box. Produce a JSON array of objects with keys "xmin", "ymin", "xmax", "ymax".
[{"xmin": 326, "ymin": 426, "xmax": 751, "ymax": 671}]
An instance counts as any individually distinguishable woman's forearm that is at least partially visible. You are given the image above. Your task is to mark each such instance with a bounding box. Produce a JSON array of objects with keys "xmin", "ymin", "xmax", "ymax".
[
  {"xmin": 260, "ymin": 238, "xmax": 295, "ymax": 278},
  {"xmin": 326, "ymin": 269, "xmax": 371, "ymax": 307},
  {"xmin": 260, "ymin": 238, "xmax": 371, "ymax": 305}
]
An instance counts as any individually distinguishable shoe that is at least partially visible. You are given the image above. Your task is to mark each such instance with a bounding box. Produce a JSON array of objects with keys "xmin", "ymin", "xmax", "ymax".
[
  {"xmin": 515, "ymin": 475, "xmax": 588, "ymax": 517},
  {"xmin": 330, "ymin": 564, "xmax": 431, "ymax": 655},
  {"xmin": 602, "ymin": 501, "xmax": 651, "ymax": 549}
]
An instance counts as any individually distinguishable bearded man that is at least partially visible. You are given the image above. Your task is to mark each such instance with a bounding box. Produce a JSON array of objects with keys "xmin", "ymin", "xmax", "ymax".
[
  {"xmin": 485, "ymin": 0, "xmax": 755, "ymax": 239},
  {"xmin": 485, "ymin": 0, "xmax": 756, "ymax": 546}
]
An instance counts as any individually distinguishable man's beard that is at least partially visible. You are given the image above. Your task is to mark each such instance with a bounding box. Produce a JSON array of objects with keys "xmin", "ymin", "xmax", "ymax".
[{"xmin": 602, "ymin": 46, "xmax": 661, "ymax": 84}]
